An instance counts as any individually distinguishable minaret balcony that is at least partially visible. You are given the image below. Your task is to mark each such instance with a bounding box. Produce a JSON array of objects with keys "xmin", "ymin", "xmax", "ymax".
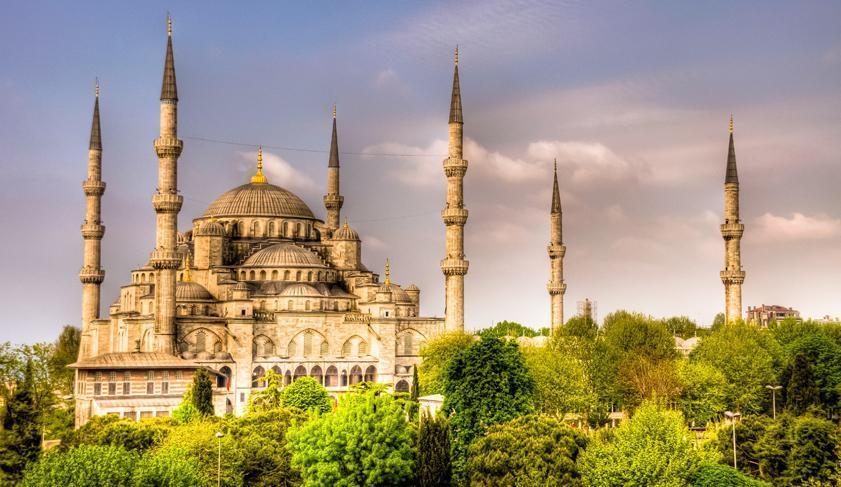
[
  {"xmin": 150, "ymin": 249, "xmax": 182, "ymax": 269},
  {"xmin": 442, "ymin": 208, "xmax": 468, "ymax": 226},
  {"xmin": 547, "ymin": 244, "xmax": 566, "ymax": 258},
  {"xmin": 443, "ymin": 158, "xmax": 468, "ymax": 178},
  {"xmin": 440, "ymin": 258, "xmax": 469, "ymax": 276},
  {"xmin": 82, "ymin": 179, "xmax": 106, "ymax": 196},
  {"xmin": 720, "ymin": 223, "xmax": 744, "ymax": 239},
  {"xmin": 80, "ymin": 223, "xmax": 105, "ymax": 239},
  {"xmin": 547, "ymin": 282, "xmax": 566, "ymax": 295},
  {"xmin": 152, "ymin": 193, "xmax": 184, "ymax": 213},
  {"xmin": 79, "ymin": 266, "xmax": 105, "ymax": 284},
  {"xmin": 720, "ymin": 269, "xmax": 745, "ymax": 285},
  {"xmin": 154, "ymin": 136, "xmax": 183, "ymax": 158},
  {"xmin": 323, "ymin": 194, "xmax": 344, "ymax": 209}
]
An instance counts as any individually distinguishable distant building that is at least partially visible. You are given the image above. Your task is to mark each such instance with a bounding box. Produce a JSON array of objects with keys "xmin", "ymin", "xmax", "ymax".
[
  {"xmin": 674, "ymin": 336, "xmax": 700, "ymax": 357},
  {"xmin": 577, "ymin": 299, "xmax": 597, "ymax": 324},
  {"xmin": 815, "ymin": 315, "xmax": 841, "ymax": 324},
  {"xmin": 747, "ymin": 305, "xmax": 800, "ymax": 328}
]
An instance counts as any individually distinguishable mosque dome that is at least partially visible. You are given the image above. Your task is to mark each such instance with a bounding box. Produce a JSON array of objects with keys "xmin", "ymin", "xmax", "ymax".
[
  {"xmin": 196, "ymin": 221, "xmax": 226, "ymax": 237},
  {"xmin": 176, "ymin": 281, "xmax": 213, "ymax": 301},
  {"xmin": 202, "ymin": 183, "xmax": 315, "ymax": 220},
  {"xmin": 244, "ymin": 243, "xmax": 325, "ymax": 267},
  {"xmin": 377, "ymin": 283, "xmax": 413, "ymax": 303},
  {"xmin": 333, "ymin": 221, "xmax": 360, "ymax": 241},
  {"xmin": 280, "ymin": 283, "xmax": 323, "ymax": 297}
]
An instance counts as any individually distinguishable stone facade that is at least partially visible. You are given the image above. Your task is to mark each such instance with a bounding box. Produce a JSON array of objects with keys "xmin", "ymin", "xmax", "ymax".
[{"xmin": 71, "ymin": 20, "xmax": 447, "ymax": 426}]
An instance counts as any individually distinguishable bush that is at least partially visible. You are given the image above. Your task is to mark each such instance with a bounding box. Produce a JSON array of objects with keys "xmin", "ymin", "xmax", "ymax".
[
  {"xmin": 467, "ymin": 414, "xmax": 586, "ymax": 486},
  {"xmin": 690, "ymin": 463, "xmax": 769, "ymax": 487},
  {"xmin": 280, "ymin": 376, "xmax": 332, "ymax": 414},
  {"xmin": 233, "ymin": 408, "xmax": 304, "ymax": 486},
  {"xmin": 20, "ymin": 445, "xmax": 137, "ymax": 487},
  {"xmin": 151, "ymin": 421, "xmax": 244, "ymax": 487},
  {"xmin": 133, "ymin": 446, "xmax": 203, "ymax": 487}
]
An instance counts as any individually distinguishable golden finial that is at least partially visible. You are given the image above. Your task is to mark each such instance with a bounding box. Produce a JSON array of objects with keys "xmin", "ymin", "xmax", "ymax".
[
  {"xmin": 454, "ymin": 45, "xmax": 459, "ymax": 66},
  {"xmin": 384, "ymin": 258, "xmax": 391, "ymax": 286},
  {"xmin": 729, "ymin": 113, "xmax": 734, "ymax": 134},
  {"xmin": 332, "ymin": 103, "xmax": 337, "ymax": 119},
  {"xmin": 95, "ymin": 78, "xmax": 100, "ymax": 98},
  {"xmin": 167, "ymin": 14, "xmax": 172, "ymax": 37},
  {"xmin": 183, "ymin": 253, "xmax": 192, "ymax": 282},
  {"xmin": 344, "ymin": 217, "xmax": 349, "ymax": 227},
  {"xmin": 251, "ymin": 145, "xmax": 268, "ymax": 184}
]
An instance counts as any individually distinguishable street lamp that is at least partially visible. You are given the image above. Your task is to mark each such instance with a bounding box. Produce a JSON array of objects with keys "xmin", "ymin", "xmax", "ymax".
[
  {"xmin": 724, "ymin": 411, "xmax": 741, "ymax": 469},
  {"xmin": 765, "ymin": 385, "xmax": 782, "ymax": 419},
  {"xmin": 215, "ymin": 431, "xmax": 224, "ymax": 487}
]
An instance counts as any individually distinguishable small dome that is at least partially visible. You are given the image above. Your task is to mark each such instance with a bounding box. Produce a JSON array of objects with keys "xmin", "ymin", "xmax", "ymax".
[
  {"xmin": 176, "ymin": 281, "xmax": 213, "ymax": 301},
  {"xmin": 376, "ymin": 283, "xmax": 413, "ymax": 303},
  {"xmin": 333, "ymin": 222, "xmax": 360, "ymax": 241},
  {"xmin": 405, "ymin": 284, "xmax": 419, "ymax": 291},
  {"xmin": 196, "ymin": 221, "xmax": 226, "ymax": 237},
  {"xmin": 232, "ymin": 282, "xmax": 250, "ymax": 291},
  {"xmin": 281, "ymin": 283, "xmax": 323, "ymax": 297},
  {"xmin": 256, "ymin": 281, "xmax": 283, "ymax": 295},
  {"xmin": 245, "ymin": 243, "xmax": 325, "ymax": 268},
  {"xmin": 203, "ymin": 182, "xmax": 315, "ymax": 219}
]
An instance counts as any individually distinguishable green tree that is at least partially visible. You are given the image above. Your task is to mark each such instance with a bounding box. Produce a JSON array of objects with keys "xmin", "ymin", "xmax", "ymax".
[
  {"xmin": 689, "ymin": 463, "xmax": 770, "ymax": 487},
  {"xmin": 417, "ymin": 411, "xmax": 451, "ymax": 487},
  {"xmin": 664, "ymin": 316, "xmax": 698, "ymax": 339},
  {"xmin": 785, "ymin": 414, "xmax": 840, "ymax": 484},
  {"xmin": 247, "ymin": 370, "xmax": 285, "ymax": 413},
  {"xmin": 232, "ymin": 408, "xmax": 305, "ymax": 486},
  {"xmin": 418, "ymin": 331, "xmax": 473, "ymax": 395},
  {"xmin": 151, "ymin": 421, "xmax": 244, "ymax": 487},
  {"xmin": 49, "ymin": 325, "xmax": 81, "ymax": 395},
  {"xmin": 713, "ymin": 415, "xmax": 771, "ymax": 480},
  {"xmin": 191, "ymin": 369, "xmax": 214, "ymax": 417},
  {"xmin": 780, "ymin": 331, "xmax": 841, "ymax": 414},
  {"xmin": 602, "ymin": 311, "xmax": 677, "ymax": 361},
  {"xmin": 578, "ymin": 402, "xmax": 717, "ymax": 486},
  {"xmin": 279, "ymin": 376, "xmax": 331, "ymax": 414},
  {"xmin": 560, "ymin": 315, "xmax": 598, "ymax": 341},
  {"xmin": 521, "ymin": 344, "xmax": 591, "ymax": 417},
  {"xmin": 467, "ymin": 414, "xmax": 587, "ymax": 487},
  {"xmin": 0, "ymin": 359, "xmax": 42, "ymax": 481},
  {"xmin": 411, "ymin": 366, "xmax": 420, "ymax": 402},
  {"xmin": 783, "ymin": 353, "xmax": 819, "ymax": 415},
  {"xmin": 479, "ymin": 320, "xmax": 539, "ymax": 339},
  {"xmin": 287, "ymin": 391, "xmax": 416, "ymax": 486},
  {"xmin": 20, "ymin": 445, "xmax": 137, "ymax": 487},
  {"xmin": 133, "ymin": 446, "xmax": 203, "ymax": 487},
  {"xmin": 443, "ymin": 336, "xmax": 534, "ymax": 483},
  {"xmin": 677, "ymin": 360, "xmax": 728, "ymax": 426},
  {"xmin": 712, "ymin": 313, "xmax": 726, "ymax": 330}
]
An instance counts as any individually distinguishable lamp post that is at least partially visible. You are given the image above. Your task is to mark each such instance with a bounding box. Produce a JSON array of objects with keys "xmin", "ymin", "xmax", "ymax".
[
  {"xmin": 724, "ymin": 411, "xmax": 741, "ymax": 469},
  {"xmin": 765, "ymin": 385, "xmax": 782, "ymax": 419},
  {"xmin": 215, "ymin": 431, "xmax": 224, "ymax": 487}
]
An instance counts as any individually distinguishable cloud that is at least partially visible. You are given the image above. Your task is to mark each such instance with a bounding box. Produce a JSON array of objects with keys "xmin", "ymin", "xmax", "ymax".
[
  {"xmin": 752, "ymin": 212, "xmax": 841, "ymax": 242},
  {"xmin": 361, "ymin": 235, "xmax": 389, "ymax": 250},
  {"xmin": 238, "ymin": 150, "xmax": 317, "ymax": 193},
  {"xmin": 527, "ymin": 140, "xmax": 634, "ymax": 185}
]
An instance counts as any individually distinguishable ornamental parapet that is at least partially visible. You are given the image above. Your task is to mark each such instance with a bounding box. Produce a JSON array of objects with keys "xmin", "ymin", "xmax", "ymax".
[
  {"xmin": 343, "ymin": 311, "xmax": 371, "ymax": 324},
  {"xmin": 82, "ymin": 179, "xmax": 106, "ymax": 196},
  {"xmin": 80, "ymin": 223, "xmax": 105, "ymax": 239},
  {"xmin": 153, "ymin": 137, "xmax": 183, "ymax": 158},
  {"xmin": 79, "ymin": 266, "xmax": 105, "ymax": 284},
  {"xmin": 443, "ymin": 157, "xmax": 468, "ymax": 178},
  {"xmin": 440, "ymin": 258, "xmax": 469, "ymax": 276},
  {"xmin": 152, "ymin": 193, "xmax": 183, "ymax": 213},
  {"xmin": 720, "ymin": 269, "xmax": 746, "ymax": 285},
  {"xmin": 547, "ymin": 282, "xmax": 567, "ymax": 295},
  {"xmin": 547, "ymin": 243, "xmax": 566, "ymax": 258},
  {"xmin": 442, "ymin": 207, "xmax": 468, "ymax": 225},
  {"xmin": 150, "ymin": 249, "xmax": 182, "ymax": 269},
  {"xmin": 323, "ymin": 194, "xmax": 344, "ymax": 209},
  {"xmin": 720, "ymin": 223, "xmax": 744, "ymax": 239}
]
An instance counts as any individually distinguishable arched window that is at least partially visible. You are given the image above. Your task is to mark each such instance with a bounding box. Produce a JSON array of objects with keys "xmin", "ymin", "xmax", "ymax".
[
  {"xmin": 305, "ymin": 300, "xmax": 311, "ymax": 311},
  {"xmin": 268, "ymin": 221, "xmax": 275, "ymax": 236},
  {"xmin": 284, "ymin": 370, "xmax": 292, "ymax": 385},
  {"xmin": 310, "ymin": 365, "xmax": 323, "ymax": 385},
  {"xmin": 271, "ymin": 365, "xmax": 282, "ymax": 377},
  {"xmin": 296, "ymin": 270, "xmax": 302, "ymax": 281},
  {"xmin": 341, "ymin": 370, "xmax": 348, "ymax": 387},
  {"xmin": 304, "ymin": 332, "xmax": 313, "ymax": 357},
  {"xmin": 358, "ymin": 341, "xmax": 368, "ymax": 357},
  {"xmin": 249, "ymin": 270, "xmax": 256, "ymax": 280},
  {"xmin": 282, "ymin": 221, "xmax": 288, "ymax": 237},
  {"xmin": 195, "ymin": 331, "xmax": 207, "ymax": 353},
  {"xmin": 364, "ymin": 365, "xmax": 377, "ymax": 383},
  {"xmin": 395, "ymin": 380, "xmax": 410, "ymax": 393},
  {"xmin": 294, "ymin": 365, "xmax": 307, "ymax": 382},
  {"xmin": 350, "ymin": 366, "xmax": 363, "ymax": 385},
  {"xmin": 403, "ymin": 333, "xmax": 414, "ymax": 355},
  {"xmin": 342, "ymin": 339, "xmax": 353, "ymax": 357},
  {"xmin": 325, "ymin": 366, "xmax": 338, "ymax": 387},
  {"xmin": 295, "ymin": 223, "xmax": 302, "ymax": 237},
  {"xmin": 284, "ymin": 270, "xmax": 291, "ymax": 280},
  {"xmin": 218, "ymin": 366, "xmax": 232, "ymax": 389},
  {"xmin": 287, "ymin": 300, "xmax": 294, "ymax": 311},
  {"xmin": 271, "ymin": 270, "xmax": 278, "ymax": 280},
  {"xmin": 287, "ymin": 339, "xmax": 297, "ymax": 357},
  {"xmin": 251, "ymin": 220, "xmax": 260, "ymax": 236},
  {"xmin": 252, "ymin": 366, "xmax": 266, "ymax": 388},
  {"xmin": 307, "ymin": 271, "xmax": 312, "ymax": 281},
  {"xmin": 320, "ymin": 340, "xmax": 329, "ymax": 357},
  {"xmin": 238, "ymin": 221, "xmax": 245, "ymax": 236},
  {"xmin": 259, "ymin": 270, "xmax": 267, "ymax": 280}
]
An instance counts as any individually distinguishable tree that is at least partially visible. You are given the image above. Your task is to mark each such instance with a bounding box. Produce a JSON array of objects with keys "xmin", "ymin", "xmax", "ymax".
[
  {"xmin": 248, "ymin": 370, "xmax": 285, "ymax": 413},
  {"xmin": 689, "ymin": 463, "xmax": 770, "ymax": 487},
  {"xmin": 664, "ymin": 316, "xmax": 698, "ymax": 339},
  {"xmin": 677, "ymin": 360, "xmax": 728, "ymax": 426},
  {"xmin": 417, "ymin": 411, "xmax": 451, "ymax": 487},
  {"xmin": 0, "ymin": 359, "xmax": 42, "ymax": 481},
  {"xmin": 279, "ymin": 376, "xmax": 331, "ymax": 414},
  {"xmin": 578, "ymin": 402, "xmax": 717, "ymax": 486},
  {"xmin": 467, "ymin": 414, "xmax": 587, "ymax": 486},
  {"xmin": 133, "ymin": 445, "xmax": 203, "ymax": 487},
  {"xmin": 232, "ymin": 408, "xmax": 305, "ymax": 486},
  {"xmin": 712, "ymin": 415, "xmax": 771, "ymax": 480},
  {"xmin": 779, "ymin": 331, "xmax": 841, "ymax": 415},
  {"xmin": 712, "ymin": 313, "xmax": 726, "ymax": 331},
  {"xmin": 521, "ymin": 344, "xmax": 591, "ymax": 417},
  {"xmin": 191, "ymin": 369, "xmax": 214, "ymax": 417},
  {"xmin": 410, "ymin": 366, "xmax": 419, "ymax": 402},
  {"xmin": 783, "ymin": 353, "xmax": 819, "ymax": 415},
  {"xmin": 151, "ymin": 421, "xmax": 245, "ymax": 487},
  {"xmin": 479, "ymin": 320, "xmax": 539, "ymax": 339},
  {"xmin": 752, "ymin": 413, "xmax": 840, "ymax": 485},
  {"xmin": 49, "ymin": 326, "xmax": 81, "ymax": 395},
  {"xmin": 602, "ymin": 311, "xmax": 677, "ymax": 361},
  {"xmin": 619, "ymin": 355, "xmax": 681, "ymax": 406},
  {"xmin": 418, "ymin": 331, "xmax": 473, "ymax": 395},
  {"xmin": 20, "ymin": 445, "xmax": 137, "ymax": 487},
  {"xmin": 442, "ymin": 336, "xmax": 534, "ymax": 483},
  {"xmin": 287, "ymin": 391, "xmax": 416, "ymax": 486},
  {"xmin": 560, "ymin": 315, "xmax": 598, "ymax": 341}
]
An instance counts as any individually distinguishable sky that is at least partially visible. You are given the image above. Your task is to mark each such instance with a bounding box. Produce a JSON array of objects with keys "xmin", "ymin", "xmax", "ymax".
[{"xmin": 1, "ymin": 1, "xmax": 841, "ymax": 343}]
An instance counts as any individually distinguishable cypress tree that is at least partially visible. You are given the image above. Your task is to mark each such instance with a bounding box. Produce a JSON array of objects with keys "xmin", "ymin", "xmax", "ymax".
[
  {"xmin": 785, "ymin": 353, "xmax": 819, "ymax": 415},
  {"xmin": 0, "ymin": 359, "xmax": 42, "ymax": 480},
  {"xmin": 411, "ymin": 366, "xmax": 420, "ymax": 402},
  {"xmin": 417, "ymin": 411, "xmax": 451, "ymax": 487},
  {"xmin": 191, "ymin": 369, "xmax": 214, "ymax": 417}
]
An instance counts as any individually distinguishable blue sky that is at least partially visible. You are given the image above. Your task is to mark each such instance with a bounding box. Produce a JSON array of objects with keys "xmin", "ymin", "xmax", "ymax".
[{"xmin": 2, "ymin": 1, "xmax": 841, "ymax": 342}]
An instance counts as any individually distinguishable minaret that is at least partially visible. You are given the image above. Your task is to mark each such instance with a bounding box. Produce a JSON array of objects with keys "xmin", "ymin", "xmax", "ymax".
[
  {"xmin": 150, "ymin": 16, "xmax": 184, "ymax": 354},
  {"xmin": 79, "ymin": 80, "xmax": 106, "ymax": 360},
  {"xmin": 440, "ymin": 47, "xmax": 469, "ymax": 331},
  {"xmin": 720, "ymin": 115, "xmax": 745, "ymax": 323},
  {"xmin": 547, "ymin": 160, "xmax": 566, "ymax": 332},
  {"xmin": 324, "ymin": 104, "xmax": 343, "ymax": 232}
]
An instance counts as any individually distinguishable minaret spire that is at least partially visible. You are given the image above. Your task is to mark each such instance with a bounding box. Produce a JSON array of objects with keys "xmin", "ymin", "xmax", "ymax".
[
  {"xmin": 79, "ymin": 80, "xmax": 107, "ymax": 359},
  {"xmin": 384, "ymin": 258, "xmax": 391, "ymax": 286},
  {"xmin": 720, "ymin": 115, "xmax": 745, "ymax": 324},
  {"xmin": 251, "ymin": 145, "xmax": 268, "ymax": 184},
  {"xmin": 441, "ymin": 47, "xmax": 469, "ymax": 331},
  {"xmin": 150, "ymin": 16, "xmax": 184, "ymax": 354},
  {"xmin": 547, "ymin": 160, "xmax": 566, "ymax": 332},
  {"xmin": 324, "ymin": 104, "xmax": 343, "ymax": 232}
]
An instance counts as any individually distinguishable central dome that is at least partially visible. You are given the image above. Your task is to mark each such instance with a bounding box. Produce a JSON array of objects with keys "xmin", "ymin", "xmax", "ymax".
[
  {"xmin": 203, "ymin": 183, "xmax": 316, "ymax": 219},
  {"xmin": 245, "ymin": 243, "xmax": 325, "ymax": 267}
]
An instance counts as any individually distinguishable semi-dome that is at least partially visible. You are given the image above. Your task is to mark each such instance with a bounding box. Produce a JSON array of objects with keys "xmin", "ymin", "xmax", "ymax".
[
  {"xmin": 202, "ymin": 183, "xmax": 316, "ymax": 219},
  {"xmin": 245, "ymin": 243, "xmax": 324, "ymax": 268},
  {"xmin": 196, "ymin": 221, "xmax": 226, "ymax": 237},
  {"xmin": 176, "ymin": 281, "xmax": 213, "ymax": 301},
  {"xmin": 280, "ymin": 283, "xmax": 323, "ymax": 297}
]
